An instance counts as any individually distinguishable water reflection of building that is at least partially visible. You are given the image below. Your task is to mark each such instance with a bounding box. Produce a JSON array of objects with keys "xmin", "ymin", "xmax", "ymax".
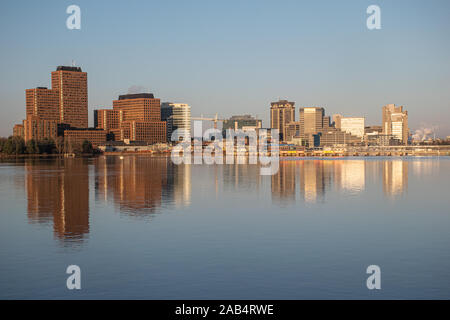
[
  {"xmin": 383, "ymin": 160, "xmax": 408, "ymax": 196},
  {"xmin": 299, "ymin": 160, "xmax": 333, "ymax": 203},
  {"xmin": 411, "ymin": 160, "xmax": 435, "ymax": 176},
  {"xmin": 334, "ymin": 160, "xmax": 365, "ymax": 193},
  {"xmin": 222, "ymin": 164, "xmax": 261, "ymax": 193},
  {"xmin": 270, "ymin": 160, "xmax": 365, "ymax": 204},
  {"xmin": 116, "ymin": 157, "xmax": 167, "ymax": 215},
  {"xmin": 167, "ymin": 162, "xmax": 192, "ymax": 208},
  {"xmin": 94, "ymin": 156, "xmax": 191, "ymax": 216},
  {"xmin": 269, "ymin": 159, "xmax": 408, "ymax": 203},
  {"xmin": 271, "ymin": 161, "xmax": 296, "ymax": 203},
  {"xmin": 26, "ymin": 158, "xmax": 89, "ymax": 242},
  {"xmin": 95, "ymin": 156, "xmax": 165, "ymax": 215}
]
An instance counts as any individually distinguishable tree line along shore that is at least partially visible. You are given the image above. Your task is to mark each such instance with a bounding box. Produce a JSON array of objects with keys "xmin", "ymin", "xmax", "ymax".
[{"xmin": 0, "ymin": 136, "xmax": 96, "ymax": 156}]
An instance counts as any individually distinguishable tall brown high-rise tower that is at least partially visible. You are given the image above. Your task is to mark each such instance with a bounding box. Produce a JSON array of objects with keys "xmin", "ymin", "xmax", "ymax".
[
  {"xmin": 51, "ymin": 66, "xmax": 88, "ymax": 128},
  {"xmin": 270, "ymin": 99, "xmax": 295, "ymax": 141},
  {"xmin": 16, "ymin": 66, "xmax": 109, "ymax": 145}
]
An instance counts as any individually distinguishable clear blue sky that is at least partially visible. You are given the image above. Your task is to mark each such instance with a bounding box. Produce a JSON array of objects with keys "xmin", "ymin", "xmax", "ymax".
[{"xmin": 1, "ymin": 0, "xmax": 449, "ymax": 136}]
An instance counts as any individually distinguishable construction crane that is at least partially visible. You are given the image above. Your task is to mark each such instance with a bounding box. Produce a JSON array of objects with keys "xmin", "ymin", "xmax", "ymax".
[{"xmin": 191, "ymin": 113, "xmax": 225, "ymax": 129}]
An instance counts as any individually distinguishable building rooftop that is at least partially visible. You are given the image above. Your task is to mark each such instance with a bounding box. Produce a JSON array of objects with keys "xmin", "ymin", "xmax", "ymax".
[
  {"xmin": 118, "ymin": 93, "xmax": 155, "ymax": 100},
  {"xmin": 228, "ymin": 115, "xmax": 260, "ymax": 120},
  {"xmin": 271, "ymin": 100, "xmax": 295, "ymax": 107},
  {"xmin": 56, "ymin": 66, "xmax": 83, "ymax": 72},
  {"xmin": 301, "ymin": 106, "xmax": 325, "ymax": 110}
]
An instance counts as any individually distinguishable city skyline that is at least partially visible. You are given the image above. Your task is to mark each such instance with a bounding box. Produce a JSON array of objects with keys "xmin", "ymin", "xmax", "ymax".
[
  {"xmin": 2, "ymin": 0, "xmax": 450, "ymax": 304},
  {"xmin": 1, "ymin": 0, "xmax": 449, "ymax": 137},
  {"xmin": 10, "ymin": 64, "xmax": 420, "ymax": 148}
]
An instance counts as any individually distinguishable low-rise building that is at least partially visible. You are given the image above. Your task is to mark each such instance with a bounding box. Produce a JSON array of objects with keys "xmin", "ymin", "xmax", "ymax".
[
  {"xmin": 64, "ymin": 129, "xmax": 108, "ymax": 147},
  {"xmin": 120, "ymin": 121, "xmax": 166, "ymax": 144},
  {"xmin": 13, "ymin": 124, "xmax": 24, "ymax": 138},
  {"xmin": 318, "ymin": 128, "xmax": 361, "ymax": 147},
  {"xmin": 366, "ymin": 133, "xmax": 401, "ymax": 146},
  {"xmin": 223, "ymin": 115, "xmax": 262, "ymax": 131},
  {"xmin": 285, "ymin": 122, "xmax": 301, "ymax": 142},
  {"xmin": 23, "ymin": 116, "xmax": 58, "ymax": 141},
  {"xmin": 365, "ymin": 125, "xmax": 383, "ymax": 134}
]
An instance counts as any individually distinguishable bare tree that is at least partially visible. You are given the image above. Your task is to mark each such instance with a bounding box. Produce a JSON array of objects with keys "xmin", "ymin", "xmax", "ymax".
[{"xmin": 55, "ymin": 136, "xmax": 64, "ymax": 154}]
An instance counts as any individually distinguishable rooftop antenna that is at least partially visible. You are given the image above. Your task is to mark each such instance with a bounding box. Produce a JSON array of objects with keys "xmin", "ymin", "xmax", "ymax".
[{"xmin": 71, "ymin": 59, "xmax": 76, "ymax": 67}]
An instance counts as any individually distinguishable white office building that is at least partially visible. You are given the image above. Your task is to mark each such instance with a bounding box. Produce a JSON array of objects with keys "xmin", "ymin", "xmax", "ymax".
[
  {"xmin": 161, "ymin": 103, "xmax": 191, "ymax": 142},
  {"xmin": 340, "ymin": 117, "xmax": 365, "ymax": 139}
]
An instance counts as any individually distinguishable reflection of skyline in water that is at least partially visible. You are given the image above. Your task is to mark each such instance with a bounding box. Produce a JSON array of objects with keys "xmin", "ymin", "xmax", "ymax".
[
  {"xmin": 272, "ymin": 159, "xmax": 409, "ymax": 204},
  {"xmin": 382, "ymin": 160, "xmax": 408, "ymax": 197},
  {"xmin": 23, "ymin": 156, "xmax": 192, "ymax": 243},
  {"xmin": 300, "ymin": 160, "xmax": 333, "ymax": 203},
  {"xmin": 336, "ymin": 160, "xmax": 365, "ymax": 194},
  {"xmin": 26, "ymin": 158, "xmax": 90, "ymax": 242},
  {"xmin": 94, "ymin": 156, "xmax": 192, "ymax": 214},
  {"xmin": 272, "ymin": 162, "xmax": 296, "ymax": 203},
  {"xmin": 3, "ymin": 156, "xmax": 448, "ymax": 299},
  {"xmin": 95, "ymin": 156, "xmax": 166, "ymax": 215},
  {"xmin": 21, "ymin": 157, "xmax": 410, "ymax": 243}
]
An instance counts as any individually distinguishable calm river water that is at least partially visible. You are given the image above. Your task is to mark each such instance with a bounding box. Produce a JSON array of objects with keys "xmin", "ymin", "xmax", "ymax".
[{"xmin": 0, "ymin": 156, "xmax": 449, "ymax": 299}]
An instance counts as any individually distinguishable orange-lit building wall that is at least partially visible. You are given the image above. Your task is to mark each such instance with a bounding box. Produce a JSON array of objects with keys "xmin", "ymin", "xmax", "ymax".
[
  {"xmin": 25, "ymin": 88, "xmax": 60, "ymax": 121},
  {"xmin": 121, "ymin": 121, "xmax": 166, "ymax": 144},
  {"xmin": 51, "ymin": 68, "xmax": 88, "ymax": 128},
  {"xmin": 64, "ymin": 130, "xmax": 107, "ymax": 147},
  {"xmin": 113, "ymin": 97, "xmax": 161, "ymax": 122},
  {"xmin": 13, "ymin": 124, "xmax": 24, "ymax": 138},
  {"xmin": 94, "ymin": 109, "xmax": 121, "ymax": 130},
  {"xmin": 23, "ymin": 116, "xmax": 58, "ymax": 141}
]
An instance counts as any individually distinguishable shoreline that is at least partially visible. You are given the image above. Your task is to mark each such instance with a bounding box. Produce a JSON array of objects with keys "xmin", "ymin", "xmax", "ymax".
[
  {"xmin": 0, "ymin": 153, "xmax": 98, "ymax": 159},
  {"xmin": 2, "ymin": 151, "xmax": 449, "ymax": 160}
]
